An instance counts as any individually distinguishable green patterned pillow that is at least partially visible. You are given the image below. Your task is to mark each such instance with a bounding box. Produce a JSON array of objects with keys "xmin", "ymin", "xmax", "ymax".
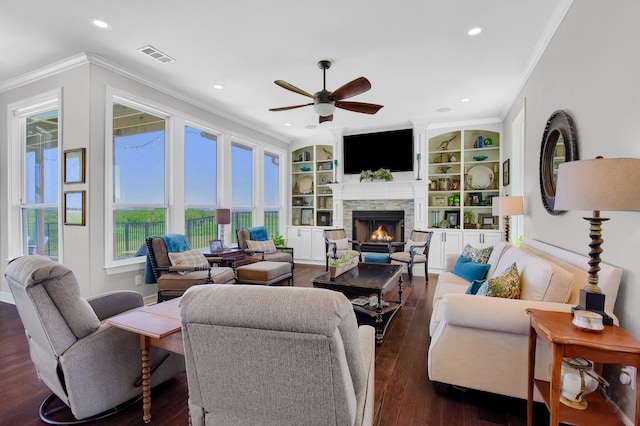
[
  {"xmin": 477, "ymin": 262, "xmax": 521, "ymax": 299},
  {"xmin": 461, "ymin": 244, "xmax": 494, "ymax": 264}
]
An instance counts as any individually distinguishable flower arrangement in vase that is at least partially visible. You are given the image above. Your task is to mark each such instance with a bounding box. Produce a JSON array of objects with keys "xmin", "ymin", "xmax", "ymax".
[{"xmin": 328, "ymin": 252, "xmax": 359, "ymax": 278}]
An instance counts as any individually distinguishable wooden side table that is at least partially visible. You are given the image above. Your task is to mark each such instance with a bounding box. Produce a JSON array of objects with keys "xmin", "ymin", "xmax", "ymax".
[{"xmin": 526, "ymin": 309, "xmax": 640, "ymax": 426}]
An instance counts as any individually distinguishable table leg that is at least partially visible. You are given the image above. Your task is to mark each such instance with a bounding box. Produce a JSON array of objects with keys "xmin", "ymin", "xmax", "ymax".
[
  {"xmin": 140, "ymin": 335, "xmax": 152, "ymax": 423},
  {"xmin": 549, "ymin": 343, "xmax": 563, "ymax": 425},
  {"xmin": 397, "ymin": 275, "xmax": 403, "ymax": 305},
  {"xmin": 375, "ymin": 291, "xmax": 383, "ymax": 344},
  {"xmin": 527, "ymin": 326, "xmax": 537, "ymax": 426}
]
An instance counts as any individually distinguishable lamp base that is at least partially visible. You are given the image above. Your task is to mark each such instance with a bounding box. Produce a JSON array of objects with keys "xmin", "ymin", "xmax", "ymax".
[{"xmin": 572, "ymin": 289, "xmax": 613, "ymax": 326}]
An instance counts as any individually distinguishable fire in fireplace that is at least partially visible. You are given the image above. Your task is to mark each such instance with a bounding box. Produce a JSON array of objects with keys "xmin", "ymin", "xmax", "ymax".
[{"xmin": 352, "ymin": 210, "xmax": 404, "ymax": 253}]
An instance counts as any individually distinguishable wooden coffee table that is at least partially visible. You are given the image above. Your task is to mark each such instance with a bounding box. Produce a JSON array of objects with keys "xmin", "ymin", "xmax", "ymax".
[
  {"xmin": 107, "ymin": 298, "xmax": 182, "ymax": 423},
  {"xmin": 311, "ymin": 262, "xmax": 403, "ymax": 344}
]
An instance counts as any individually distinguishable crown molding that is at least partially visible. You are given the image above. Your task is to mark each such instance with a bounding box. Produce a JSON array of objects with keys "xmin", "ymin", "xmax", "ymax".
[{"xmin": 0, "ymin": 53, "xmax": 90, "ymax": 93}]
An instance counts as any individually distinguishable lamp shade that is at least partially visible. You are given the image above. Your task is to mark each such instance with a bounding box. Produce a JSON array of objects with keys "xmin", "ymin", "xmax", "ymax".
[
  {"xmin": 555, "ymin": 158, "xmax": 640, "ymax": 212},
  {"xmin": 492, "ymin": 196, "xmax": 524, "ymax": 216},
  {"xmin": 215, "ymin": 208, "xmax": 231, "ymax": 225}
]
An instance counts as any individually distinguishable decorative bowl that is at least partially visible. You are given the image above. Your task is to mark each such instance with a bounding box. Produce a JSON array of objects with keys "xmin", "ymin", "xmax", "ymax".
[
  {"xmin": 572, "ymin": 310, "xmax": 604, "ymax": 331},
  {"xmin": 473, "ymin": 155, "xmax": 488, "ymax": 161},
  {"xmin": 300, "ymin": 166, "xmax": 311, "ymax": 172}
]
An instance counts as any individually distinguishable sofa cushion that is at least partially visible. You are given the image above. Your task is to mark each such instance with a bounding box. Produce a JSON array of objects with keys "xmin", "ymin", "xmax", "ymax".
[
  {"xmin": 465, "ymin": 279, "xmax": 486, "ymax": 295},
  {"xmin": 519, "ymin": 254, "xmax": 574, "ymax": 302},
  {"xmin": 247, "ymin": 239, "xmax": 277, "ymax": 254},
  {"xmin": 452, "ymin": 256, "xmax": 491, "ymax": 282},
  {"xmin": 168, "ymin": 250, "xmax": 209, "ymax": 270},
  {"xmin": 461, "ymin": 244, "xmax": 493, "ymax": 264},
  {"xmin": 477, "ymin": 263, "xmax": 520, "ymax": 299},
  {"xmin": 485, "ymin": 242, "xmax": 511, "ymax": 278}
]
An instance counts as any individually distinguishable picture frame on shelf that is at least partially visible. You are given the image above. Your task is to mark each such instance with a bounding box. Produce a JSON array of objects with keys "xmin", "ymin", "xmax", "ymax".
[
  {"xmin": 478, "ymin": 213, "xmax": 497, "ymax": 229},
  {"xmin": 301, "ymin": 208, "xmax": 313, "ymax": 225},
  {"xmin": 317, "ymin": 212, "xmax": 331, "ymax": 226},
  {"xmin": 451, "ymin": 178, "xmax": 461, "ymax": 190},
  {"xmin": 503, "ymin": 159, "xmax": 510, "ymax": 186},
  {"xmin": 64, "ymin": 148, "xmax": 86, "ymax": 184},
  {"xmin": 64, "ymin": 191, "xmax": 86, "ymax": 226},
  {"xmin": 469, "ymin": 192, "xmax": 482, "ymax": 206},
  {"xmin": 431, "ymin": 195, "xmax": 447, "ymax": 206},
  {"xmin": 445, "ymin": 210, "xmax": 460, "ymax": 228}
]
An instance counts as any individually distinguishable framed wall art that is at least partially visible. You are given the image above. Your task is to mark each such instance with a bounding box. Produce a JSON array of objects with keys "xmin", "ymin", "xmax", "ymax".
[
  {"xmin": 478, "ymin": 213, "xmax": 497, "ymax": 229},
  {"xmin": 64, "ymin": 191, "xmax": 86, "ymax": 226},
  {"xmin": 64, "ymin": 148, "xmax": 86, "ymax": 184},
  {"xmin": 301, "ymin": 208, "xmax": 313, "ymax": 225},
  {"xmin": 503, "ymin": 159, "xmax": 510, "ymax": 187},
  {"xmin": 444, "ymin": 210, "xmax": 460, "ymax": 228}
]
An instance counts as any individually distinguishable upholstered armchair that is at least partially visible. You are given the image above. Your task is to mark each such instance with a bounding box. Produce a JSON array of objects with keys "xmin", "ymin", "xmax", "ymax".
[
  {"xmin": 324, "ymin": 228, "xmax": 362, "ymax": 271},
  {"xmin": 4, "ymin": 255, "xmax": 185, "ymax": 423},
  {"xmin": 236, "ymin": 226, "xmax": 294, "ymax": 273},
  {"xmin": 145, "ymin": 234, "xmax": 235, "ymax": 302},
  {"xmin": 180, "ymin": 284, "xmax": 376, "ymax": 426},
  {"xmin": 388, "ymin": 230, "xmax": 433, "ymax": 283}
]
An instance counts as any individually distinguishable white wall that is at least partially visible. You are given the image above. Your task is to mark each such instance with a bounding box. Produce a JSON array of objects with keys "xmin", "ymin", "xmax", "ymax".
[
  {"xmin": 0, "ymin": 58, "xmax": 289, "ymax": 300},
  {"xmin": 503, "ymin": 3, "xmax": 640, "ymax": 420}
]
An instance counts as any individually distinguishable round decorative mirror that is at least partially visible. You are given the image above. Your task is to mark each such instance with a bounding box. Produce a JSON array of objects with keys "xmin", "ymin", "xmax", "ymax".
[{"xmin": 539, "ymin": 110, "xmax": 578, "ymax": 215}]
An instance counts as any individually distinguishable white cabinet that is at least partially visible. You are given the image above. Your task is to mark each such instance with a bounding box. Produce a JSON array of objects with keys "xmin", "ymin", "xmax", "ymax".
[
  {"xmin": 286, "ymin": 227, "xmax": 312, "ymax": 260},
  {"xmin": 286, "ymin": 226, "xmax": 327, "ymax": 262},
  {"xmin": 429, "ymin": 230, "xmax": 462, "ymax": 271},
  {"xmin": 463, "ymin": 231, "xmax": 502, "ymax": 249}
]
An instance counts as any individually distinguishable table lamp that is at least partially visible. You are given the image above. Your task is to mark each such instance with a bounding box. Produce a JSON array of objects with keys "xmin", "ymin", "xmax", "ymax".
[
  {"xmin": 215, "ymin": 208, "xmax": 231, "ymax": 247},
  {"xmin": 555, "ymin": 157, "xmax": 640, "ymax": 325},
  {"xmin": 492, "ymin": 196, "xmax": 524, "ymax": 242}
]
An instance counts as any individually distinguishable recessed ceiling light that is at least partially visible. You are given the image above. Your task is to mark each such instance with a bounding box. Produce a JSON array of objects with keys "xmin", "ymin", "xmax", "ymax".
[
  {"xmin": 305, "ymin": 125, "xmax": 317, "ymax": 129},
  {"xmin": 284, "ymin": 123, "xmax": 292, "ymax": 127},
  {"xmin": 213, "ymin": 84, "xmax": 224, "ymax": 90},
  {"xmin": 461, "ymin": 98, "xmax": 470, "ymax": 103},
  {"xmin": 468, "ymin": 26, "xmax": 484, "ymax": 36},
  {"xmin": 90, "ymin": 18, "xmax": 111, "ymax": 30},
  {"xmin": 436, "ymin": 107, "xmax": 452, "ymax": 113}
]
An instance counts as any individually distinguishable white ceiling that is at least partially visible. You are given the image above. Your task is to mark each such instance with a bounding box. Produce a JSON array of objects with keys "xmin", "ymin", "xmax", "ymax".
[{"xmin": 0, "ymin": 0, "xmax": 571, "ymax": 142}]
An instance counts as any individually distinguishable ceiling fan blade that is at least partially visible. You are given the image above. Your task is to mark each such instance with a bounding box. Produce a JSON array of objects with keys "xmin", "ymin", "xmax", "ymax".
[
  {"xmin": 269, "ymin": 103, "xmax": 313, "ymax": 112},
  {"xmin": 319, "ymin": 114, "xmax": 334, "ymax": 124},
  {"xmin": 335, "ymin": 101, "xmax": 384, "ymax": 115},
  {"xmin": 331, "ymin": 77, "xmax": 371, "ymax": 101},
  {"xmin": 274, "ymin": 80, "xmax": 315, "ymax": 98}
]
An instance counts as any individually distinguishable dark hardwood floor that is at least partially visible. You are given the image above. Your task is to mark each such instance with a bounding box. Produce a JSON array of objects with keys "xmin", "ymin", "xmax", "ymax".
[{"xmin": 0, "ymin": 264, "xmax": 550, "ymax": 425}]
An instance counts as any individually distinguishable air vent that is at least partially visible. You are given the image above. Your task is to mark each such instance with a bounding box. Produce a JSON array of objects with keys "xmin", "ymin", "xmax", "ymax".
[{"xmin": 137, "ymin": 45, "xmax": 175, "ymax": 63}]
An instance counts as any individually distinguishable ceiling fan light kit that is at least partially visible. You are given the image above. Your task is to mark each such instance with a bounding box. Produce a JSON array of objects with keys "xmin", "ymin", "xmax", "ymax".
[{"xmin": 270, "ymin": 60, "xmax": 383, "ymax": 123}]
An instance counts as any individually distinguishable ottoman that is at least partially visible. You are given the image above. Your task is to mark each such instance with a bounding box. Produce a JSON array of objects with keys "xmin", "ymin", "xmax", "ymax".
[
  {"xmin": 364, "ymin": 253, "xmax": 389, "ymax": 263},
  {"xmin": 236, "ymin": 261, "xmax": 293, "ymax": 286}
]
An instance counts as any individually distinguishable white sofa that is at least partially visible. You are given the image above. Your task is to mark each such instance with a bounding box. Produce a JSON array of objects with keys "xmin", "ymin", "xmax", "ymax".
[{"xmin": 428, "ymin": 238, "xmax": 623, "ymax": 402}]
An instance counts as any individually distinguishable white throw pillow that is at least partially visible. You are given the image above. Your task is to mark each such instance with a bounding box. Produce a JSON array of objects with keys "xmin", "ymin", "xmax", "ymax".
[
  {"xmin": 332, "ymin": 238, "xmax": 349, "ymax": 250},
  {"xmin": 168, "ymin": 250, "xmax": 209, "ymax": 270},
  {"xmin": 246, "ymin": 239, "xmax": 277, "ymax": 254},
  {"xmin": 404, "ymin": 238, "xmax": 422, "ymax": 252}
]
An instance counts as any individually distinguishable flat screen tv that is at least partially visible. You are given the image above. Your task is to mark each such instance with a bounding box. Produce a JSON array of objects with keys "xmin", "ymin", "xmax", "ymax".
[{"xmin": 343, "ymin": 128, "xmax": 414, "ymax": 174}]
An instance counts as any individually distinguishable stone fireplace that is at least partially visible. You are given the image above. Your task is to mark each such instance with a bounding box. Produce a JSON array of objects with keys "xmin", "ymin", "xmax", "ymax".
[{"xmin": 352, "ymin": 210, "xmax": 404, "ymax": 253}]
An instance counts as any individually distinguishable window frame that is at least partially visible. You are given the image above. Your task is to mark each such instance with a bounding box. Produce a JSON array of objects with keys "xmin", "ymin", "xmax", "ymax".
[{"xmin": 8, "ymin": 89, "xmax": 62, "ymax": 261}]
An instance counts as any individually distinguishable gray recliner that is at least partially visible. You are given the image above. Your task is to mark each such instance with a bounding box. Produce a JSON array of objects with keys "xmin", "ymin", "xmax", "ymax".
[
  {"xmin": 180, "ymin": 284, "xmax": 376, "ymax": 426},
  {"xmin": 5, "ymin": 255, "xmax": 185, "ymax": 423}
]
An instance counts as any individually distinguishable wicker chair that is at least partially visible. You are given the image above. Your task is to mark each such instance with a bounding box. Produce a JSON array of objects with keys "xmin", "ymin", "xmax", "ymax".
[{"xmin": 324, "ymin": 228, "xmax": 362, "ymax": 271}]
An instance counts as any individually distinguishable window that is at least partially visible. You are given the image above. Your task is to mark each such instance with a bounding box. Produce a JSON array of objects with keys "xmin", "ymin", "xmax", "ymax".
[
  {"xmin": 21, "ymin": 107, "xmax": 60, "ymax": 259},
  {"xmin": 184, "ymin": 125, "xmax": 218, "ymax": 249},
  {"xmin": 231, "ymin": 143, "xmax": 253, "ymax": 241},
  {"xmin": 263, "ymin": 152, "xmax": 280, "ymax": 237},
  {"xmin": 112, "ymin": 101, "xmax": 167, "ymax": 260}
]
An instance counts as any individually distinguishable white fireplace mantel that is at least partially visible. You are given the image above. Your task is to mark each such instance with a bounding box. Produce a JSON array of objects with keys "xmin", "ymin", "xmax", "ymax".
[{"xmin": 328, "ymin": 180, "xmax": 427, "ymax": 201}]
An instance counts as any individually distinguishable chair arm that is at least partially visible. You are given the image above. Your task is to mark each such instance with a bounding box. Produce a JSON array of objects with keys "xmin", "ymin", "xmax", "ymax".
[
  {"xmin": 167, "ymin": 265, "xmax": 211, "ymax": 272},
  {"xmin": 327, "ymin": 241, "xmax": 338, "ymax": 258},
  {"xmin": 245, "ymin": 249, "xmax": 266, "ymax": 260},
  {"xmin": 349, "ymin": 240, "xmax": 363, "ymax": 252},
  {"xmin": 358, "ymin": 325, "xmax": 375, "ymax": 426},
  {"xmin": 206, "ymin": 257, "xmax": 222, "ymax": 266},
  {"xmin": 441, "ymin": 294, "xmax": 574, "ymax": 335},
  {"xmin": 87, "ymin": 291, "xmax": 143, "ymax": 321},
  {"xmin": 443, "ymin": 253, "xmax": 459, "ymax": 272}
]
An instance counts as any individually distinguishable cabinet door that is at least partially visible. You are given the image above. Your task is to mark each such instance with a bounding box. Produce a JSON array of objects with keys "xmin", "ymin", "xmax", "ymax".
[
  {"xmin": 429, "ymin": 229, "xmax": 462, "ymax": 271},
  {"xmin": 311, "ymin": 228, "xmax": 328, "ymax": 261},
  {"xmin": 463, "ymin": 231, "xmax": 501, "ymax": 248},
  {"xmin": 481, "ymin": 231, "xmax": 502, "ymax": 248},
  {"xmin": 442, "ymin": 231, "xmax": 462, "ymax": 259},
  {"xmin": 286, "ymin": 227, "xmax": 312, "ymax": 260}
]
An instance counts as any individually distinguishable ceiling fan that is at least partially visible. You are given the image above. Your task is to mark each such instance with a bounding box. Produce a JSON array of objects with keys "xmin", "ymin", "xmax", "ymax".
[{"xmin": 269, "ymin": 60, "xmax": 383, "ymax": 124}]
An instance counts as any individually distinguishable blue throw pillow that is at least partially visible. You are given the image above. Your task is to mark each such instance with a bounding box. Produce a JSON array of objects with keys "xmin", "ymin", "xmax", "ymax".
[
  {"xmin": 452, "ymin": 256, "xmax": 491, "ymax": 283},
  {"xmin": 248, "ymin": 226, "xmax": 269, "ymax": 241},
  {"xmin": 465, "ymin": 279, "xmax": 486, "ymax": 295}
]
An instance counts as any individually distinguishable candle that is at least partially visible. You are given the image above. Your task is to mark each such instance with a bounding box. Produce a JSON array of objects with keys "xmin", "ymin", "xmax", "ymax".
[{"xmin": 417, "ymin": 153, "xmax": 421, "ymax": 160}]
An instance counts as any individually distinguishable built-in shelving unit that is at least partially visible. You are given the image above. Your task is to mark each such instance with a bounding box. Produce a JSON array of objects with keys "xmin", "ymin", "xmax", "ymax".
[{"xmin": 291, "ymin": 144, "xmax": 334, "ymax": 227}]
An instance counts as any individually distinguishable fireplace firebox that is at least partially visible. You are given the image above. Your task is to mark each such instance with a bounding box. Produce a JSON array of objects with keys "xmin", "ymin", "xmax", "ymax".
[{"xmin": 352, "ymin": 210, "xmax": 404, "ymax": 253}]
